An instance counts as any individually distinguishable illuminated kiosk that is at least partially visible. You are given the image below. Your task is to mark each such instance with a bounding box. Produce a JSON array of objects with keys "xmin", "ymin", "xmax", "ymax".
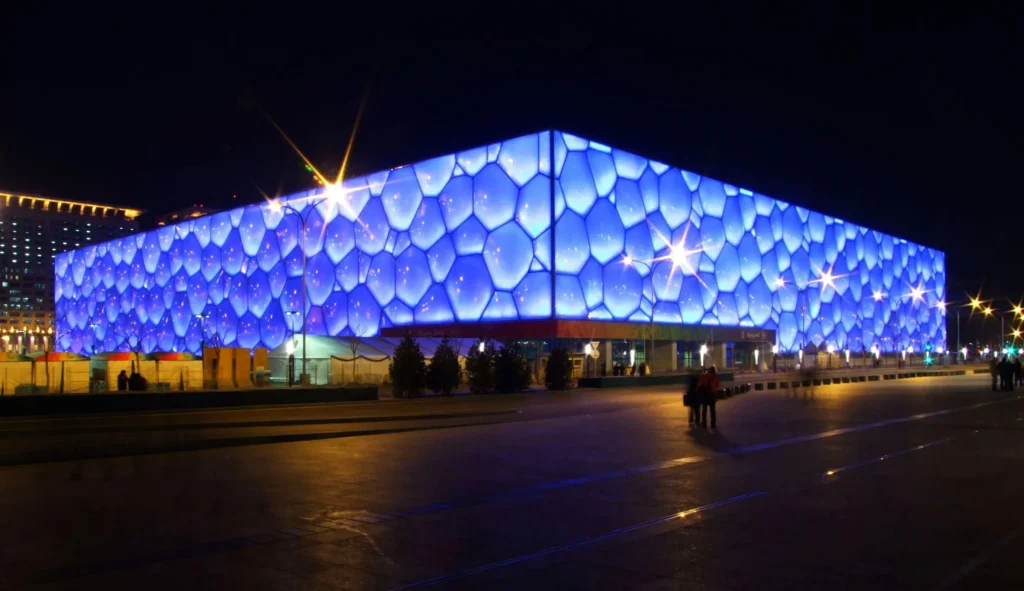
[{"xmin": 54, "ymin": 131, "xmax": 946, "ymax": 376}]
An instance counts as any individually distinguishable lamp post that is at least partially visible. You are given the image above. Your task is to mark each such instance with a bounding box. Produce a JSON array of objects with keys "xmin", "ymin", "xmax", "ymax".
[
  {"xmin": 267, "ymin": 192, "xmax": 344, "ymax": 386},
  {"xmin": 622, "ymin": 255, "xmax": 656, "ymax": 373},
  {"xmin": 285, "ymin": 310, "xmax": 302, "ymax": 386}
]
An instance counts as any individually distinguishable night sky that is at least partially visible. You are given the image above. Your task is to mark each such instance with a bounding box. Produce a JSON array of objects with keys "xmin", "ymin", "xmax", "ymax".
[{"xmin": 2, "ymin": 10, "xmax": 1020, "ymax": 342}]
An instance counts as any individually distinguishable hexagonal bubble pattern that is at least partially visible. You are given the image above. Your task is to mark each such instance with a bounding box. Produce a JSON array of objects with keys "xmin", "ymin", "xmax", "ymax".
[
  {"xmin": 56, "ymin": 132, "xmax": 552, "ymax": 354},
  {"xmin": 56, "ymin": 130, "xmax": 943, "ymax": 356},
  {"xmin": 551, "ymin": 130, "xmax": 946, "ymax": 353}
]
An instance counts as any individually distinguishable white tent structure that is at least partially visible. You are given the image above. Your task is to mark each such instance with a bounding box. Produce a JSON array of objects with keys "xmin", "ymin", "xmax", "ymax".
[{"xmin": 268, "ymin": 336, "xmax": 482, "ymax": 386}]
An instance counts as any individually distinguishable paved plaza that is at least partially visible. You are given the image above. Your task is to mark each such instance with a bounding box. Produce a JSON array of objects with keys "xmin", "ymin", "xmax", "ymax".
[{"xmin": 1, "ymin": 375, "xmax": 1022, "ymax": 589}]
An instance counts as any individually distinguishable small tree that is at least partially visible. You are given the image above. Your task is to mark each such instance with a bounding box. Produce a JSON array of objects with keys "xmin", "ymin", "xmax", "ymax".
[
  {"xmin": 545, "ymin": 346, "xmax": 574, "ymax": 390},
  {"xmin": 427, "ymin": 336, "xmax": 462, "ymax": 395},
  {"xmin": 344, "ymin": 326, "xmax": 370, "ymax": 384},
  {"xmin": 465, "ymin": 339, "xmax": 496, "ymax": 394},
  {"xmin": 495, "ymin": 343, "xmax": 532, "ymax": 394},
  {"xmin": 388, "ymin": 335, "xmax": 426, "ymax": 398}
]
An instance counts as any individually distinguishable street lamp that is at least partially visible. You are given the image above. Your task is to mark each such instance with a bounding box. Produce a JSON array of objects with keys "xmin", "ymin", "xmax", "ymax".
[
  {"xmin": 267, "ymin": 191, "xmax": 346, "ymax": 385},
  {"xmin": 622, "ymin": 254, "xmax": 656, "ymax": 373},
  {"xmin": 699, "ymin": 343, "xmax": 708, "ymax": 368},
  {"xmin": 284, "ymin": 310, "xmax": 302, "ymax": 384}
]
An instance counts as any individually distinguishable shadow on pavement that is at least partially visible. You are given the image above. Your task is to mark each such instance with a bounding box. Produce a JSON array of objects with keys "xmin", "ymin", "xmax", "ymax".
[{"xmin": 686, "ymin": 424, "xmax": 734, "ymax": 452}]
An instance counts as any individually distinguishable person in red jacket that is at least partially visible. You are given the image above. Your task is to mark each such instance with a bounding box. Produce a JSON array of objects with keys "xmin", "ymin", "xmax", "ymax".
[{"xmin": 696, "ymin": 366, "xmax": 721, "ymax": 429}]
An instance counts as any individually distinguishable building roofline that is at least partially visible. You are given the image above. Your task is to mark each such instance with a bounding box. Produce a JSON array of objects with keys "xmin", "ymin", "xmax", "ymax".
[{"xmin": 0, "ymin": 190, "xmax": 144, "ymax": 220}]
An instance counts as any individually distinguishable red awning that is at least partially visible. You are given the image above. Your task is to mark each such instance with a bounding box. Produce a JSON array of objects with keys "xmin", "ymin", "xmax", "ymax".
[{"xmin": 379, "ymin": 319, "xmax": 774, "ymax": 343}]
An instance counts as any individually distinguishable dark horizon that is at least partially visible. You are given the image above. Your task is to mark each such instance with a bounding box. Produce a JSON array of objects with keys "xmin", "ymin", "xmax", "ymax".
[{"xmin": 3, "ymin": 12, "xmax": 1022, "ymax": 312}]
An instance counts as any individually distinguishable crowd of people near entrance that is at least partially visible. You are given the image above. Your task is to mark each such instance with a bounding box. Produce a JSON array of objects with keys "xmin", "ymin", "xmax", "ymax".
[
  {"xmin": 989, "ymin": 356, "xmax": 1023, "ymax": 391},
  {"xmin": 684, "ymin": 367, "xmax": 720, "ymax": 429}
]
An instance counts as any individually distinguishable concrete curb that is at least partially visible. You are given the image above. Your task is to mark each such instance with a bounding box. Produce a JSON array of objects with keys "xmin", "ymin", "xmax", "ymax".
[
  {"xmin": 0, "ymin": 386, "xmax": 381, "ymax": 417},
  {"xmin": 723, "ymin": 369, "xmax": 968, "ymax": 398}
]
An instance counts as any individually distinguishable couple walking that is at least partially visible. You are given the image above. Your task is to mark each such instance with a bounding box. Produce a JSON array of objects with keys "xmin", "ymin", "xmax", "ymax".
[{"xmin": 685, "ymin": 367, "xmax": 720, "ymax": 429}]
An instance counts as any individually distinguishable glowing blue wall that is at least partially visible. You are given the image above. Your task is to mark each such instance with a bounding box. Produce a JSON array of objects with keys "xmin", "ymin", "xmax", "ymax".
[
  {"xmin": 54, "ymin": 130, "xmax": 945, "ymax": 355},
  {"xmin": 550, "ymin": 132, "xmax": 946, "ymax": 353}
]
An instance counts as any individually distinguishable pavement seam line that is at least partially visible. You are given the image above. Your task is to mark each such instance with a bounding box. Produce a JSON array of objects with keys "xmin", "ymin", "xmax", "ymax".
[
  {"xmin": 936, "ymin": 529, "xmax": 1019, "ymax": 590},
  {"xmin": 394, "ymin": 429, "xmax": 969, "ymax": 589},
  {"xmin": 388, "ymin": 491, "xmax": 768, "ymax": 590},
  {"xmin": 388, "ymin": 394, "xmax": 1022, "ymax": 520},
  {"xmin": 821, "ymin": 436, "xmax": 956, "ymax": 478}
]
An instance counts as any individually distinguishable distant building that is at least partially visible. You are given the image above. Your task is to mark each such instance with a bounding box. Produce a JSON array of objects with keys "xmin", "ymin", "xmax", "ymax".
[
  {"xmin": 0, "ymin": 191, "xmax": 141, "ymax": 352},
  {"xmin": 153, "ymin": 205, "xmax": 218, "ymax": 228}
]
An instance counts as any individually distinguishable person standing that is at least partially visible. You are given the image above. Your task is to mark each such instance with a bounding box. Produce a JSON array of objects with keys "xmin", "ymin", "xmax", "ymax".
[
  {"xmin": 990, "ymin": 356, "xmax": 1000, "ymax": 392},
  {"xmin": 1015, "ymin": 356, "xmax": 1023, "ymax": 388},
  {"xmin": 696, "ymin": 366, "xmax": 721, "ymax": 429},
  {"xmin": 116, "ymin": 370, "xmax": 128, "ymax": 392},
  {"xmin": 685, "ymin": 373, "xmax": 700, "ymax": 426},
  {"xmin": 998, "ymin": 356, "xmax": 1013, "ymax": 392}
]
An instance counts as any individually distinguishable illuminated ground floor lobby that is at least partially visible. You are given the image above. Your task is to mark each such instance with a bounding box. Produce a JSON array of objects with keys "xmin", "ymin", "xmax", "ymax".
[{"xmin": 380, "ymin": 319, "xmax": 777, "ymax": 377}]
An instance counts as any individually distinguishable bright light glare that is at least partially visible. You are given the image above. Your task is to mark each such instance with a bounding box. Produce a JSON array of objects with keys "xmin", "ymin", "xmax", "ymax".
[
  {"xmin": 809, "ymin": 263, "xmax": 845, "ymax": 292},
  {"xmin": 872, "ymin": 289, "xmax": 884, "ymax": 302},
  {"xmin": 648, "ymin": 221, "xmax": 704, "ymax": 286}
]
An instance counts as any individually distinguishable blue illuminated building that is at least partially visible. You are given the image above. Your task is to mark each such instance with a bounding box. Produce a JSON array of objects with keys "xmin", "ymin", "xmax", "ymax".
[{"xmin": 54, "ymin": 131, "xmax": 946, "ymax": 360}]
